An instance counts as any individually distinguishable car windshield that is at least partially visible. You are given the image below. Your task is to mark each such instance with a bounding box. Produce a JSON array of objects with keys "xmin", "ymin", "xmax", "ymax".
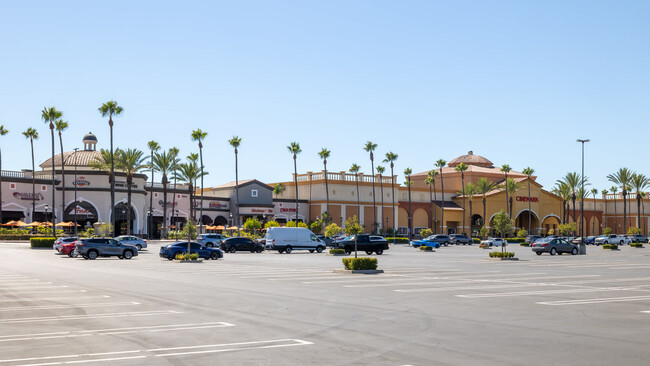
[{"xmin": 536, "ymin": 238, "xmax": 552, "ymax": 244}]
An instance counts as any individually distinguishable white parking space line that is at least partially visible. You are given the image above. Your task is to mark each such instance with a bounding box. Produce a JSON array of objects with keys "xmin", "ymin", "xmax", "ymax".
[
  {"xmin": 0, "ymin": 322, "xmax": 235, "ymax": 342},
  {"xmin": 0, "ymin": 339, "xmax": 312, "ymax": 365},
  {"xmin": 537, "ymin": 295, "xmax": 650, "ymax": 306},
  {"xmin": 0, "ymin": 301, "xmax": 140, "ymax": 312},
  {"xmin": 0, "ymin": 285, "xmax": 63, "ymax": 290},
  {"xmin": 302, "ymin": 271, "xmax": 506, "ymax": 284},
  {"xmin": 0, "ymin": 289, "xmax": 87, "ymax": 295},
  {"xmin": 457, "ymin": 287, "xmax": 636, "ymax": 298},
  {"xmin": 0, "ymin": 295, "xmax": 111, "ymax": 304},
  {"xmin": 395, "ymin": 283, "xmax": 555, "ymax": 293},
  {"xmin": 0, "ymin": 310, "xmax": 183, "ymax": 324}
]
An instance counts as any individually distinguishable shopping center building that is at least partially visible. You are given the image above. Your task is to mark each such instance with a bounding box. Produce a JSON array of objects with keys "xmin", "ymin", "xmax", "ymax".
[{"xmin": 1, "ymin": 137, "xmax": 647, "ymax": 237}]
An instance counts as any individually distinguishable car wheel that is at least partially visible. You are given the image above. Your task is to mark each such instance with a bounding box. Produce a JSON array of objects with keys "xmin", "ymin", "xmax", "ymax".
[
  {"xmin": 118, "ymin": 255, "xmax": 124, "ymax": 260},
  {"xmin": 376, "ymin": 249, "xmax": 383, "ymax": 255},
  {"xmin": 604, "ymin": 241, "xmax": 608, "ymax": 245},
  {"xmin": 309, "ymin": 250, "xmax": 315, "ymax": 253},
  {"xmin": 256, "ymin": 249, "xmax": 262, "ymax": 253},
  {"xmin": 285, "ymin": 247, "xmax": 292, "ymax": 254},
  {"xmin": 316, "ymin": 246, "xmax": 323, "ymax": 253},
  {"xmin": 572, "ymin": 248, "xmax": 578, "ymax": 255},
  {"xmin": 435, "ymin": 244, "xmax": 440, "ymax": 248},
  {"xmin": 68, "ymin": 251, "xmax": 78, "ymax": 258},
  {"xmin": 444, "ymin": 242, "xmax": 449, "ymax": 247},
  {"xmin": 536, "ymin": 251, "xmax": 542, "ymax": 255},
  {"xmin": 87, "ymin": 250, "xmax": 98, "ymax": 260},
  {"xmin": 620, "ymin": 241, "xmax": 624, "ymax": 245},
  {"xmin": 550, "ymin": 248, "xmax": 557, "ymax": 256},
  {"xmin": 136, "ymin": 244, "xmax": 142, "ymax": 251},
  {"xmin": 345, "ymin": 249, "xmax": 351, "ymax": 255},
  {"xmin": 229, "ymin": 247, "xmax": 236, "ymax": 253},
  {"xmin": 83, "ymin": 255, "xmax": 88, "ymax": 260},
  {"xmin": 278, "ymin": 250, "xmax": 284, "ymax": 253},
  {"xmin": 123, "ymin": 250, "xmax": 133, "ymax": 260},
  {"xmin": 167, "ymin": 257, "xmax": 174, "ymax": 261},
  {"xmin": 210, "ymin": 252, "xmax": 219, "ymax": 260},
  {"xmin": 365, "ymin": 250, "xmax": 373, "ymax": 255}
]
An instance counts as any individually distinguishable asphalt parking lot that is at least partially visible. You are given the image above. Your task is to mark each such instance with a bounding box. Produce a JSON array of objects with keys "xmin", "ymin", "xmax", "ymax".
[{"xmin": 1, "ymin": 241, "xmax": 650, "ymax": 365}]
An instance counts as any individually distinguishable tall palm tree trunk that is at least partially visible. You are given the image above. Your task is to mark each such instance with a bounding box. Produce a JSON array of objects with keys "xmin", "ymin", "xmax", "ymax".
[
  {"xmin": 613, "ymin": 196, "xmax": 618, "ymax": 233},
  {"xmin": 593, "ymin": 195, "xmax": 597, "ymax": 235},
  {"xmin": 58, "ymin": 132, "xmax": 65, "ymax": 227},
  {"xmin": 623, "ymin": 191, "xmax": 627, "ymax": 234},
  {"xmin": 433, "ymin": 182, "xmax": 437, "ymax": 234},
  {"xmin": 30, "ymin": 139, "xmax": 36, "ymax": 223},
  {"xmin": 324, "ymin": 163, "xmax": 330, "ymax": 220},
  {"xmin": 407, "ymin": 183, "xmax": 412, "ymax": 241},
  {"xmin": 149, "ymin": 151, "xmax": 155, "ymax": 238},
  {"xmin": 370, "ymin": 156, "xmax": 376, "ymax": 233},
  {"xmin": 50, "ymin": 123, "xmax": 56, "ymax": 237},
  {"xmin": 440, "ymin": 168, "xmax": 445, "ymax": 234},
  {"xmin": 482, "ymin": 196, "xmax": 487, "ymax": 235},
  {"xmin": 469, "ymin": 200, "xmax": 473, "ymax": 236},
  {"xmin": 0, "ymin": 147, "xmax": 3, "ymax": 224},
  {"xmin": 355, "ymin": 175, "xmax": 360, "ymax": 219},
  {"xmin": 293, "ymin": 156, "xmax": 299, "ymax": 222},
  {"xmin": 527, "ymin": 179, "xmax": 532, "ymax": 234},
  {"xmin": 637, "ymin": 194, "xmax": 641, "ymax": 232},
  {"xmin": 428, "ymin": 184, "xmax": 433, "ymax": 230},
  {"xmin": 390, "ymin": 165, "xmax": 395, "ymax": 236},
  {"xmin": 461, "ymin": 173, "xmax": 466, "ymax": 235},
  {"xmin": 379, "ymin": 174, "xmax": 384, "ymax": 233},
  {"xmin": 199, "ymin": 144, "xmax": 205, "ymax": 234},
  {"xmin": 504, "ymin": 173, "xmax": 509, "ymax": 217},
  {"xmin": 109, "ymin": 118, "xmax": 115, "ymax": 237},
  {"xmin": 171, "ymin": 167, "xmax": 177, "ymax": 231},
  {"xmin": 604, "ymin": 196, "xmax": 608, "ymax": 229},
  {"xmin": 162, "ymin": 174, "xmax": 168, "ymax": 238},
  {"xmin": 126, "ymin": 176, "xmax": 133, "ymax": 235},
  {"xmin": 234, "ymin": 149, "xmax": 240, "ymax": 236}
]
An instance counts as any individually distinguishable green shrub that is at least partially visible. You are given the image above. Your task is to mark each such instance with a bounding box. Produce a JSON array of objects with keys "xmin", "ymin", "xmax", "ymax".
[
  {"xmin": 384, "ymin": 237, "xmax": 410, "ymax": 244},
  {"xmin": 602, "ymin": 244, "xmax": 618, "ymax": 250},
  {"xmin": 489, "ymin": 251, "xmax": 515, "ymax": 258},
  {"xmin": 472, "ymin": 238, "xmax": 481, "ymax": 244},
  {"xmin": 519, "ymin": 243, "xmax": 530, "ymax": 247},
  {"xmin": 342, "ymin": 257, "xmax": 378, "ymax": 270},
  {"xmin": 603, "ymin": 227, "xmax": 612, "ymax": 236},
  {"xmin": 420, "ymin": 228, "xmax": 432, "ymax": 238},
  {"xmin": 329, "ymin": 249, "xmax": 346, "ymax": 255},
  {"xmin": 30, "ymin": 237, "xmax": 56, "ymax": 248},
  {"xmin": 419, "ymin": 246, "xmax": 433, "ymax": 251},
  {"xmin": 505, "ymin": 238, "xmax": 525, "ymax": 243},
  {"xmin": 631, "ymin": 243, "xmax": 644, "ymax": 248},
  {"xmin": 516, "ymin": 229, "xmax": 527, "ymax": 238},
  {"xmin": 175, "ymin": 252, "xmax": 200, "ymax": 260},
  {"xmin": 0, "ymin": 234, "xmax": 35, "ymax": 240}
]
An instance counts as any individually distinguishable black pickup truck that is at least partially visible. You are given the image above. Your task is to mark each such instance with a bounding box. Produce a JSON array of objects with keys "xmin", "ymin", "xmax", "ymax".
[{"xmin": 332, "ymin": 235, "xmax": 389, "ymax": 255}]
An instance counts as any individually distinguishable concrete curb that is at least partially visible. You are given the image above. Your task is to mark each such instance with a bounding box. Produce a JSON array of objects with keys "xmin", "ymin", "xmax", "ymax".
[
  {"xmin": 485, "ymin": 257, "xmax": 519, "ymax": 261},
  {"xmin": 333, "ymin": 269, "xmax": 384, "ymax": 274},
  {"xmin": 177, "ymin": 260, "xmax": 204, "ymax": 263}
]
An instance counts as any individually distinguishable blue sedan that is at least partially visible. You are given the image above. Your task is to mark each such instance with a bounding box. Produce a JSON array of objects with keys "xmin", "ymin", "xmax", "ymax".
[
  {"xmin": 159, "ymin": 242, "xmax": 223, "ymax": 260},
  {"xmin": 411, "ymin": 238, "xmax": 441, "ymax": 248}
]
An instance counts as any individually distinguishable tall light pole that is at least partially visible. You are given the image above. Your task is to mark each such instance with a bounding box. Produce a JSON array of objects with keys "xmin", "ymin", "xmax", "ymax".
[
  {"xmin": 73, "ymin": 148, "xmax": 79, "ymax": 236},
  {"xmin": 577, "ymin": 139, "xmax": 590, "ymax": 255},
  {"xmin": 44, "ymin": 204, "xmax": 51, "ymax": 236}
]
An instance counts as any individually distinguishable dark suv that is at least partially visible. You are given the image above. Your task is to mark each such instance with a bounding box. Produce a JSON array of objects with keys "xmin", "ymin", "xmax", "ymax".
[
  {"xmin": 220, "ymin": 237, "xmax": 265, "ymax": 253},
  {"xmin": 525, "ymin": 235, "xmax": 542, "ymax": 244},
  {"xmin": 449, "ymin": 234, "xmax": 472, "ymax": 245},
  {"xmin": 197, "ymin": 233, "xmax": 226, "ymax": 247},
  {"xmin": 628, "ymin": 234, "xmax": 648, "ymax": 243},
  {"xmin": 429, "ymin": 235, "xmax": 451, "ymax": 246},
  {"xmin": 75, "ymin": 238, "xmax": 139, "ymax": 260}
]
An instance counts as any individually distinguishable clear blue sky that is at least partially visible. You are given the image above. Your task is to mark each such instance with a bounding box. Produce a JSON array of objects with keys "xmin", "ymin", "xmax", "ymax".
[{"xmin": 1, "ymin": 1, "xmax": 649, "ymax": 192}]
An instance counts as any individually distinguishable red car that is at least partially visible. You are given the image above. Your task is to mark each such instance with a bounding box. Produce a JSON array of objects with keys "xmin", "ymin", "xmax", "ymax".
[{"xmin": 60, "ymin": 242, "xmax": 78, "ymax": 257}]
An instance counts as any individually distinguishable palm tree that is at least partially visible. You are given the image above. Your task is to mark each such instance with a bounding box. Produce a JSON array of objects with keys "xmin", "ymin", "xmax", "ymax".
[
  {"xmin": 376, "ymin": 165, "xmax": 385, "ymax": 232},
  {"xmin": 454, "ymin": 162, "xmax": 469, "ymax": 234},
  {"xmin": 146, "ymin": 141, "xmax": 160, "ymax": 238},
  {"xmin": 42, "ymin": 107, "xmax": 62, "ymax": 237},
  {"xmin": 607, "ymin": 168, "xmax": 635, "ymax": 234},
  {"xmin": 287, "ymin": 142, "xmax": 302, "ymax": 222},
  {"xmin": 0, "ymin": 125, "xmax": 8, "ymax": 224},
  {"xmin": 610, "ymin": 186, "xmax": 619, "ymax": 233},
  {"xmin": 115, "ymin": 148, "xmax": 147, "ymax": 235},
  {"xmin": 428, "ymin": 170, "xmax": 439, "ymax": 234},
  {"xmin": 476, "ymin": 177, "xmax": 496, "ymax": 235},
  {"xmin": 90, "ymin": 148, "xmax": 120, "ymax": 231},
  {"xmin": 590, "ymin": 188, "xmax": 598, "ymax": 235},
  {"xmin": 364, "ymin": 141, "xmax": 378, "ymax": 233},
  {"xmin": 349, "ymin": 164, "xmax": 361, "ymax": 220},
  {"xmin": 191, "ymin": 129, "xmax": 208, "ymax": 233},
  {"xmin": 228, "ymin": 136, "xmax": 242, "ymax": 236},
  {"xmin": 54, "ymin": 119, "xmax": 69, "ymax": 224},
  {"xmin": 601, "ymin": 189, "xmax": 608, "ymax": 229},
  {"xmin": 404, "ymin": 167, "xmax": 413, "ymax": 241},
  {"xmin": 500, "ymin": 164, "xmax": 512, "ymax": 217},
  {"xmin": 22, "ymin": 128, "xmax": 38, "ymax": 223},
  {"xmin": 273, "ymin": 183, "xmax": 285, "ymax": 198},
  {"xmin": 98, "ymin": 101, "xmax": 123, "ymax": 236},
  {"xmin": 522, "ymin": 167, "xmax": 535, "ymax": 234},
  {"xmin": 465, "ymin": 182, "xmax": 479, "ymax": 236},
  {"xmin": 435, "ymin": 159, "xmax": 446, "ymax": 233},
  {"xmin": 425, "ymin": 172, "xmax": 434, "ymax": 231},
  {"xmin": 169, "ymin": 147, "xmax": 180, "ymax": 230},
  {"xmin": 503, "ymin": 178, "xmax": 523, "ymax": 219},
  {"xmin": 559, "ymin": 172, "xmax": 584, "ymax": 226},
  {"xmin": 383, "ymin": 152, "xmax": 398, "ymax": 236},
  {"xmin": 153, "ymin": 149, "xmax": 175, "ymax": 238},
  {"xmin": 631, "ymin": 173, "xmax": 649, "ymax": 233},
  {"xmin": 318, "ymin": 148, "xmax": 331, "ymax": 220},
  {"xmin": 551, "ymin": 182, "xmax": 569, "ymax": 224},
  {"xmin": 174, "ymin": 159, "xmax": 202, "ymax": 220}
]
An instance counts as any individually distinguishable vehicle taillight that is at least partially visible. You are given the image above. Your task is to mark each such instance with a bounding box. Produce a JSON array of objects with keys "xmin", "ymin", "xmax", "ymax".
[
  {"xmin": 541, "ymin": 244, "xmax": 548, "ymax": 247},
  {"xmin": 272, "ymin": 239, "xmax": 275, "ymax": 247}
]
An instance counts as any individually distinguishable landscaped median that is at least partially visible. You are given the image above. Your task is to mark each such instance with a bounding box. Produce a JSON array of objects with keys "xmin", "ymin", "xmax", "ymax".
[
  {"xmin": 333, "ymin": 257, "xmax": 383, "ymax": 274},
  {"xmin": 602, "ymin": 244, "xmax": 619, "ymax": 250},
  {"xmin": 630, "ymin": 243, "xmax": 644, "ymax": 248},
  {"xmin": 487, "ymin": 251, "xmax": 518, "ymax": 260},
  {"xmin": 419, "ymin": 246, "xmax": 434, "ymax": 252},
  {"xmin": 30, "ymin": 237, "xmax": 56, "ymax": 249}
]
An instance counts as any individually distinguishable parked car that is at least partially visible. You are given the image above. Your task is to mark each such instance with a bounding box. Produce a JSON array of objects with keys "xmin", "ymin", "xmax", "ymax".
[
  {"xmin": 628, "ymin": 234, "xmax": 648, "ymax": 243},
  {"xmin": 450, "ymin": 234, "xmax": 472, "ymax": 245},
  {"xmin": 197, "ymin": 233, "xmax": 227, "ymax": 248},
  {"xmin": 114, "ymin": 235, "xmax": 147, "ymax": 250},
  {"xmin": 411, "ymin": 236, "xmax": 441, "ymax": 248},
  {"xmin": 60, "ymin": 242, "xmax": 78, "ymax": 257},
  {"xmin": 480, "ymin": 238, "xmax": 507, "ymax": 247},
  {"xmin": 220, "ymin": 237, "xmax": 265, "ymax": 253},
  {"xmin": 591, "ymin": 235, "xmax": 606, "ymax": 245},
  {"xmin": 524, "ymin": 235, "xmax": 542, "ymax": 244},
  {"xmin": 53, "ymin": 237, "xmax": 79, "ymax": 252},
  {"xmin": 159, "ymin": 241, "xmax": 223, "ymax": 260},
  {"xmin": 265, "ymin": 227, "xmax": 326, "ymax": 253},
  {"xmin": 75, "ymin": 238, "xmax": 139, "ymax": 260},
  {"xmin": 428, "ymin": 235, "xmax": 451, "ymax": 246},
  {"xmin": 316, "ymin": 234, "xmax": 334, "ymax": 247},
  {"xmin": 332, "ymin": 234, "xmax": 389, "ymax": 255},
  {"xmin": 594, "ymin": 234, "xmax": 629, "ymax": 245},
  {"xmin": 572, "ymin": 236, "xmax": 596, "ymax": 245},
  {"xmin": 531, "ymin": 237, "xmax": 579, "ymax": 255}
]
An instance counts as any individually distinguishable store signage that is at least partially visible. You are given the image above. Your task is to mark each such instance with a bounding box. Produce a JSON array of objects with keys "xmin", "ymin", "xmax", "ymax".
[
  {"xmin": 516, "ymin": 196, "xmax": 539, "ymax": 203},
  {"xmin": 70, "ymin": 206, "xmax": 93, "ymax": 216},
  {"xmin": 209, "ymin": 202, "xmax": 227, "ymax": 209},
  {"xmin": 251, "ymin": 208, "xmax": 273, "ymax": 213},
  {"xmin": 280, "ymin": 208, "xmax": 296, "ymax": 212},
  {"xmin": 115, "ymin": 182, "xmax": 137, "ymax": 188},
  {"xmin": 73, "ymin": 177, "xmax": 90, "ymax": 186},
  {"xmin": 13, "ymin": 192, "xmax": 43, "ymax": 201},
  {"xmin": 158, "ymin": 200, "xmax": 177, "ymax": 207}
]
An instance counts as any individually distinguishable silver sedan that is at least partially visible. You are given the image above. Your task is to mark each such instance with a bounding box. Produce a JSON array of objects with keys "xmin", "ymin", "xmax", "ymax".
[{"xmin": 114, "ymin": 235, "xmax": 148, "ymax": 250}]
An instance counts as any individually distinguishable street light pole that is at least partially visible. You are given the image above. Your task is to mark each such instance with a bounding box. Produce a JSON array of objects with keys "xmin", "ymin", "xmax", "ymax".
[
  {"xmin": 73, "ymin": 148, "xmax": 79, "ymax": 236},
  {"xmin": 577, "ymin": 139, "xmax": 590, "ymax": 255},
  {"xmin": 44, "ymin": 204, "xmax": 50, "ymax": 236}
]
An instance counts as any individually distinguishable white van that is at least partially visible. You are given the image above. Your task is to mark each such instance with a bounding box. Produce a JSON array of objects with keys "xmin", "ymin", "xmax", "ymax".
[{"xmin": 265, "ymin": 227, "xmax": 326, "ymax": 253}]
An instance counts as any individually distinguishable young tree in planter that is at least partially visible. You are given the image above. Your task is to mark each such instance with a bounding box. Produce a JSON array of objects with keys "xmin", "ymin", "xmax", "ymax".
[
  {"xmin": 344, "ymin": 215, "xmax": 364, "ymax": 258},
  {"xmin": 185, "ymin": 219, "xmax": 197, "ymax": 257},
  {"xmin": 492, "ymin": 210, "xmax": 514, "ymax": 253},
  {"xmin": 243, "ymin": 217, "xmax": 261, "ymax": 235},
  {"xmin": 325, "ymin": 223, "xmax": 342, "ymax": 238}
]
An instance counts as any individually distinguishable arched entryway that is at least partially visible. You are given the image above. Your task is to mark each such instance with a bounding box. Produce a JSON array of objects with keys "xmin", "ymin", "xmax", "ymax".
[
  {"xmin": 541, "ymin": 215, "xmax": 561, "ymax": 236},
  {"xmin": 515, "ymin": 210, "xmax": 539, "ymax": 234},
  {"xmin": 112, "ymin": 202, "xmax": 137, "ymax": 236},
  {"xmin": 470, "ymin": 214, "xmax": 483, "ymax": 236},
  {"xmin": 64, "ymin": 201, "xmax": 99, "ymax": 230}
]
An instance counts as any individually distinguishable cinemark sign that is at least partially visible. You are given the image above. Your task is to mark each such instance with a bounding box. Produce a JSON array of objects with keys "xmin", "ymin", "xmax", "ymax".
[{"xmin": 516, "ymin": 196, "xmax": 539, "ymax": 203}]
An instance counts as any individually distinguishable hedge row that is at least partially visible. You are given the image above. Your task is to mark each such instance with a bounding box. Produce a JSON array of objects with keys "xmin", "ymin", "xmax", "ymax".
[
  {"xmin": 631, "ymin": 243, "xmax": 644, "ymax": 248},
  {"xmin": 489, "ymin": 251, "xmax": 515, "ymax": 258},
  {"xmin": 603, "ymin": 244, "xmax": 619, "ymax": 250},
  {"xmin": 329, "ymin": 249, "xmax": 346, "ymax": 255},
  {"xmin": 385, "ymin": 237, "xmax": 410, "ymax": 244},
  {"xmin": 419, "ymin": 246, "xmax": 433, "ymax": 251},
  {"xmin": 30, "ymin": 237, "xmax": 56, "ymax": 248},
  {"xmin": 342, "ymin": 257, "xmax": 378, "ymax": 270}
]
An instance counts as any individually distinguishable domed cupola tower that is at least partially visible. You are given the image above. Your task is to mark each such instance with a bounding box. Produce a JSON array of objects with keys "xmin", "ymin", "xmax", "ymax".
[{"xmin": 83, "ymin": 132, "xmax": 98, "ymax": 151}]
